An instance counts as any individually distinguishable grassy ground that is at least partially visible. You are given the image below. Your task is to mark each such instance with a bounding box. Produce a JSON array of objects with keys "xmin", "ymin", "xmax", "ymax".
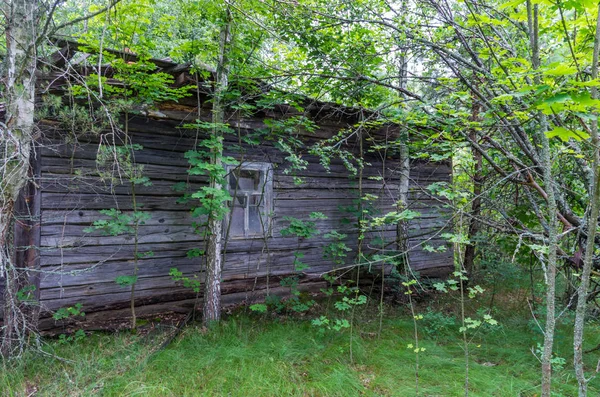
[{"xmin": 1, "ymin": 294, "xmax": 599, "ymax": 396}]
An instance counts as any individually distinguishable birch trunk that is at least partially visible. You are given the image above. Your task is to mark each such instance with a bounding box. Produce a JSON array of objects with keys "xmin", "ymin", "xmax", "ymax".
[
  {"xmin": 573, "ymin": 5, "xmax": 600, "ymax": 396},
  {"xmin": 396, "ymin": 133, "xmax": 410, "ymax": 262},
  {"xmin": 396, "ymin": 25, "xmax": 410, "ymax": 268},
  {"xmin": 203, "ymin": 9, "xmax": 231, "ymax": 326},
  {"xmin": 1, "ymin": 0, "xmax": 37, "ymax": 358}
]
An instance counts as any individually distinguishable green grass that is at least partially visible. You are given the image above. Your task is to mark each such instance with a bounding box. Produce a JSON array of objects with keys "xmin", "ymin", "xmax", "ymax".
[{"xmin": 1, "ymin": 304, "xmax": 599, "ymax": 396}]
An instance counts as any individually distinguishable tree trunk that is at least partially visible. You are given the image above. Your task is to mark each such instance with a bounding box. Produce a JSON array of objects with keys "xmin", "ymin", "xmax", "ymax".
[
  {"xmin": 463, "ymin": 98, "xmax": 482, "ymax": 276},
  {"xmin": 1, "ymin": 0, "xmax": 38, "ymax": 358},
  {"xmin": 397, "ymin": 134, "xmax": 410, "ymax": 263},
  {"xmin": 396, "ymin": 32, "xmax": 410, "ymax": 269},
  {"xmin": 527, "ymin": 2, "xmax": 560, "ymax": 395},
  {"xmin": 573, "ymin": 5, "xmax": 600, "ymax": 396},
  {"xmin": 203, "ymin": 9, "xmax": 232, "ymax": 327},
  {"xmin": 539, "ymin": 115, "xmax": 559, "ymax": 397}
]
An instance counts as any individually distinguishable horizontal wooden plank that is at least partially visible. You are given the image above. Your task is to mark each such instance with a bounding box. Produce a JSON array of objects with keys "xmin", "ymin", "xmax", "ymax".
[
  {"xmin": 41, "ymin": 157, "xmax": 205, "ymax": 184},
  {"xmin": 41, "ymin": 248, "xmax": 199, "ymax": 267},
  {"xmin": 40, "ymin": 219, "xmax": 450, "ymax": 250},
  {"xmin": 39, "ymin": 174, "xmax": 444, "ymax": 201},
  {"xmin": 40, "ymin": 206, "xmax": 447, "ymax": 230},
  {"xmin": 39, "ymin": 256, "xmax": 203, "ymax": 288},
  {"xmin": 41, "ymin": 209, "xmax": 203, "ymax": 227},
  {"xmin": 40, "ymin": 240, "xmax": 204, "ymax": 265},
  {"xmin": 39, "ymin": 284, "xmax": 196, "ymax": 313},
  {"xmin": 40, "ymin": 191, "xmax": 195, "ymax": 211},
  {"xmin": 40, "ymin": 160, "xmax": 447, "ymax": 191},
  {"xmin": 40, "ymin": 191, "xmax": 451, "ymax": 214},
  {"xmin": 40, "ymin": 176, "xmax": 208, "ymax": 197}
]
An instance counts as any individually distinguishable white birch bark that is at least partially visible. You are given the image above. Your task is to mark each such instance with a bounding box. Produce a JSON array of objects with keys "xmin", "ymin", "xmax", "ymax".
[{"xmin": 203, "ymin": 9, "xmax": 232, "ymax": 326}]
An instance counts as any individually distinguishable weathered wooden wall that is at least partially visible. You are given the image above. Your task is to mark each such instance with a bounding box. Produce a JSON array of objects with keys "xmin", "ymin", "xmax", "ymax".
[{"xmin": 3, "ymin": 104, "xmax": 452, "ymax": 328}]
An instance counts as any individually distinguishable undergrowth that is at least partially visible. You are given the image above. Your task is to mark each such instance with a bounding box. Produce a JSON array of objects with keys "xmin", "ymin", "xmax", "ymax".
[{"xmin": 1, "ymin": 293, "xmax": 599, "ymax": 396}]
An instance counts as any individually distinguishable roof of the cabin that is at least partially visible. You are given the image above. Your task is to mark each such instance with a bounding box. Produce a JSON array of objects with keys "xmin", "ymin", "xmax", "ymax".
[{"xmin": 37, "ymin": 37, "xmax": 396, "ymax": 127}]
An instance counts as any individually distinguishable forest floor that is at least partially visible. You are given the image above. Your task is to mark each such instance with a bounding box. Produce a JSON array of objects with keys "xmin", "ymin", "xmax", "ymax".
[{"xmin": 1, "ymin": 288, "xmax": 600, "ymax": 396}]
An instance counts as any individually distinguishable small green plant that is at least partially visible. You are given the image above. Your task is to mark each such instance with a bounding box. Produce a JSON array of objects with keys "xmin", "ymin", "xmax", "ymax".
[
  {"xmin": 249, "ymin": 303, "xmax": 268, "ymax": 313},
  {"xmin": 311, "ymin": 282, "xmax": 367, "ymax": 334},
  {"xmin": 320, "ymin": 273, "xmax": 336, "ymax": 297},
  {"xmin": 323, "ymin": 230, "xmax": 352, "ymax": 267},
  {"xmin": 52, "ymin": 303, "xmax": 85, "ymax": 321},
  {"xmin": 249, "ymin": 291, "xmax": 314, "ymax": 314},
  {"xmin": 432, "ymin": 272, "xmax": 499, "ymax": 333},
  {"xmin": 58, "ymin": 329, "xmax": 86, "ymax": 344},
  {"xmin": 312, "ymin": 316, "xmax": 350, "ymax": 332},
  {"xmin": 534, "ymin": 343, "xmax": 566, "ymax": 371},
  {"xmin": 402, "ymin": 278, "xmax": 423, "ymax": 393},
  {"xmin": 261, "ymin": 115, "xmax": 316, "ymax": 185},
  {"xmin": 84, "ymin": 209, "xmax": 132, "ymax": 236},
  {"xmin": 421, "ymin": 307, "xmax": 458, "ymax": 338},
  {"xmin": 265, "ymin": 294, "xmax": 286, "ymax": 312},
  {"xmin": 277, "ymin": 275, "xmax": 315, "ymax": 313},
  {"xmin": 169, "ymin": 267, "xmax": 202, "ymax": 293},
  {"xmin": 53, "ymin": 304, "xmax": 86, "ymax": 344},
  {"xmin": 311, "ymin": 278, "xmax": 367, "ymax": 364},
  {"xmin": 433, "ymin": 270, "xmax": 499, "ymax": 395},
  {"xmin": 367, "ymin": 209, "xmax": 421, "ymax": 228},
  {"xmin": 280, "ymin": 212, "xmax": 326, "ymax": 239},
  {"xmin": 115, "ymin": 275, "xmax": 138, "ymax": 287},
  {"xmin": 184, "ymin": 131, "xmax": 236, "ymax": 221},
  {"xmin": 186, "ymin": 248, "xmax": 205, "ymax": 258},
  {"xmin": 84, "ymin": 209, "xmax": 151, "ymax": 236},
  {"xmin": 85, "ymin": 207, "xmax": 151, "ymax": 329},
  {"xmin": 266, "ymin": 212, "xmax": 329, "ymax": 313},
  {"xmin": 16, "ymin": 285, "xmax": 36, "ymax": 303}
]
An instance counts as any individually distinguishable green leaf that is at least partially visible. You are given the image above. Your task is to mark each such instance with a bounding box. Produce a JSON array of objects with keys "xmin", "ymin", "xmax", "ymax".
[
  {"xmin": 540, "ymin": 93, "xmax": 571, "ymax": 106},
  {"xmin": 545, "ymin": 127, "xmax": 589, "ymax": 142},
  {"xmin": 498, "ymin": 0, "xmax": 526, "ymax": 10},
  {"xmin": 115, "ymin": 275, "xmax": 138, "ymax": 286},
  {"xmin": 433, "ymin": 282, "xmax": 448, "ymax": 293},
  {"xmin": 572, "ymin": 79, "xmax": 600, "ymax": 87},
  {"xmin": 334, "ymin": 301, "xmax": 351, "ymax": 311},
  {"xmin": 544, "ymin": 64, "xmax": 577, "ymax": 76},
  {"xmin": 309, "ymin": 212, "xmax": 328, "ymax": 220},
  {"xmin": 249, "ymin": 303, "xmax": 268, "ymax": 313}
]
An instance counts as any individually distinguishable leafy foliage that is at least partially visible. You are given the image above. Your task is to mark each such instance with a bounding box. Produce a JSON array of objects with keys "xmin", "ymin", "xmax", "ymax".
[
  {"xmin": 52, "ymin": 303, "xmax": 85, "ymax": 321},
  {"xmin": 169, "ymin": 267, "xmax": 201, "ymax": 293}
]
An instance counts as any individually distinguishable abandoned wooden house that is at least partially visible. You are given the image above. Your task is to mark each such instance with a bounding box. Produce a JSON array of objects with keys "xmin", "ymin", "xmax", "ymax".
[{"xmin": 1, "ymin": 41, "xmax": 453, "ymax": 329}]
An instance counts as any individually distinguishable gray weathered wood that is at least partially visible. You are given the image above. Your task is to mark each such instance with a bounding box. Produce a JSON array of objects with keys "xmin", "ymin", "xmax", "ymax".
[{"xmin": 29, "ymin": 108, "xmax": 454, "ymax": 328}]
